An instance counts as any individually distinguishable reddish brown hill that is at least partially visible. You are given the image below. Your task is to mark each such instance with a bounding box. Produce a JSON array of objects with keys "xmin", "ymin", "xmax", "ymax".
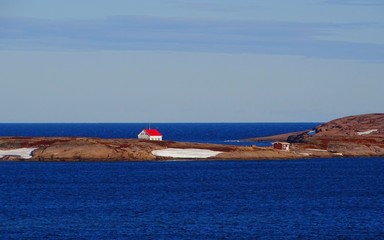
[
  {"xmin": 288, "ymin": 113, "xmax": 384, "ymax": 142},
  {"xmin": 287, "ymin": 113, "xmax": 384, "ymax": 156},
  {"xmin": 315, "ymin": 113, "xmax": 384, "ymax": 137}
]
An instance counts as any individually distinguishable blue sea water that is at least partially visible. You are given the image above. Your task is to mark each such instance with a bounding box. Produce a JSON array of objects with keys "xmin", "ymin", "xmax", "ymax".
[
  {"xmin": 0, "ymin": 122, "xmax": 318, "ymax": 146},
  {"xmin": 1, "ymin": 123, "xmax": 384, "ymax": 239},
  {"xmin": 1, "ymin": 158, "xmax": 384, "ymax": 239}
]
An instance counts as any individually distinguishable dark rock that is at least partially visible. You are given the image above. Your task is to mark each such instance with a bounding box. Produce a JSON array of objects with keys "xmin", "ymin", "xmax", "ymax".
[{"xmin": 1, "ymin": 155, "xmax": 23, "ymax": 161}]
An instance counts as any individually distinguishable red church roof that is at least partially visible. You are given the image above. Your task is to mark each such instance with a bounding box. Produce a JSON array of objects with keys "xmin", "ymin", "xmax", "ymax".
[{"xmin": 144, "ymin": 129, "xmax": 162, "ymax": 136}]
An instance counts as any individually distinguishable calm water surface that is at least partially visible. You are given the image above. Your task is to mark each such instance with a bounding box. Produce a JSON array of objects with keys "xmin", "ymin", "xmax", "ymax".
[
  {"xmin": 0, "ymin": 123, "xmax": 319, "ymax": 146},
  {"xmin": 1, "ymin": 158, "xmax": 384, "ymax": 239}
]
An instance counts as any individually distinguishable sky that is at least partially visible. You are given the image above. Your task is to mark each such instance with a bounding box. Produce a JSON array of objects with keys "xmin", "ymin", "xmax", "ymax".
[{"xmin": 0, "ymin": 0, "xmax": 383, "ymax": 122}]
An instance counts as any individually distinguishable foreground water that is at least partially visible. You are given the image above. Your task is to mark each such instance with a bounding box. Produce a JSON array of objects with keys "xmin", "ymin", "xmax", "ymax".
[{"xmin": 1, "ymin": 158, "xmax": 384, "ymax": 239}]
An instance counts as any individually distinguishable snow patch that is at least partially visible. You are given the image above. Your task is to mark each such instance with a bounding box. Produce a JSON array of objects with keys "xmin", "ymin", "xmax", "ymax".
[
  {"xmin": 152, "ymin": 148, "xmax": 223, "ymax": 159},
  {"xmin": 356, "ymin": 129, "xmax": 378, "ymax": 135},
  {"xmin": 0, "ymin": 148, "xmax": 37, "ymax": 159},
  {"xmin": 305, "ymin": 148, "xmax": 328, "ymax": 152}
]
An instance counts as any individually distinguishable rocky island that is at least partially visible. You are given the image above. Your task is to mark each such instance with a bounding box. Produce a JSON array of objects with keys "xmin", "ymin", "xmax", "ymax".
[
  {"xmin": 1, "ymin": 113, "xmax": 383, "ymax": 161},
  {"xmin": 248, "ymin": 113, "xmax": 384, "ymax": 157}
]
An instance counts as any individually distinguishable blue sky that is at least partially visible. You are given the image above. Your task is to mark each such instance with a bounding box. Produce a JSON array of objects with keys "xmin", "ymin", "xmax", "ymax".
[{"xmin": 0, "ymin": 0, "xmax": 383, "ymax": 122}]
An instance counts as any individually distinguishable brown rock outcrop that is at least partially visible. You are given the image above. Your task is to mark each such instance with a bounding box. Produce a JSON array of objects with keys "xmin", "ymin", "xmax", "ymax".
[
  {"xmin": 314, "ymin": 113, "xmax": 384, "ymax": 137},
  {"xmin": 0, "ymin": 137, "xmax": 163, "ymax": 161},
  {"xmin": 31, "ymin": 138, "xmax": 162, "ymax": 161},
  {"xmin": 287, "ymin": 113, "xmax": 384, "ymax": 156},
  {"xmin": 1, "ymin": 137, "xmax": 298, "ymax": 161}
]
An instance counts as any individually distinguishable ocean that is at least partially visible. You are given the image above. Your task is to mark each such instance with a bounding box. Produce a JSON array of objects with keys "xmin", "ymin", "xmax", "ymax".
[
  {"xmin": 1, "ymin": 123, "xmax": 383, "ymax": 239},
  {"xmin": 0, "ymin": 122, "xmax": 318, "ymax": 146}
]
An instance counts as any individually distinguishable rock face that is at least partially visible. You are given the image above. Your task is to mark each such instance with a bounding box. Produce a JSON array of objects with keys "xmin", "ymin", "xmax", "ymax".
[
  {"xmin": 0, "ymin": 137, "xmax": 163, "ymax": 161},
  {"xmin": 314, "ymin": 113, "xmax": 384, "ymax": 137},
  {"xmin": 287, "ymin": 113, "xmax": 384, "ymax": 156},
  {"xmin": 31, "ymin": 138, "xmax": 165, "ymax": 161},
  {"xmin": 288, "ymin": 113, "xmax": 384, "ymax": 142}
]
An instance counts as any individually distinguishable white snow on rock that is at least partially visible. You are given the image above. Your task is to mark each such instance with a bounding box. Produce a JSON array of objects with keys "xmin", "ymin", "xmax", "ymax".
[
  {"xmin": 0, "ymin": 148, "xmax": 37, "ymax": 159},
  {"xmin": 152, "ymin": 148, "xmax": 223, "ymax": 159},
  {"xmin": 356, "ymin": 129, "xmax": 378, "ymax": 135}
]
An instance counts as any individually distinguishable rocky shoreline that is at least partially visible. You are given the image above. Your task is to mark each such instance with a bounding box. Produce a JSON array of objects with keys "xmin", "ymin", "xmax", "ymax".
[
  {"xmin": 1, "ymin": 113, "xmax": 383, "ymax": 161},
  {"xmin": 248, "ymin": 113, "xmax": 384, "ymax": 157},
  {"xmin": 0, "ymin": 137, "xmax": 300, "ymax": 161}
]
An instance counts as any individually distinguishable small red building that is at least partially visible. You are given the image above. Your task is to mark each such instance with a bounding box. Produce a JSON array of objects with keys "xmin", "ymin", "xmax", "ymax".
[
  {"xmin": 138, "ymin": 129, "xmax": 163, "ymax": 141},
  {"xmin": 272, "ymin": 142, "xmax": 290, "ymax": 151}
]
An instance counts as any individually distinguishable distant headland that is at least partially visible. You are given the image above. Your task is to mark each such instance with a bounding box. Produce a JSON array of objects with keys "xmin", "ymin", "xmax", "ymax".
[
  {"xmin": 0, "ymin": 113, "xmax": 383, "ymax": 161},
  {"xmin": 247, "ymin": 113, "xmax": 384, "ymax": 157}
]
